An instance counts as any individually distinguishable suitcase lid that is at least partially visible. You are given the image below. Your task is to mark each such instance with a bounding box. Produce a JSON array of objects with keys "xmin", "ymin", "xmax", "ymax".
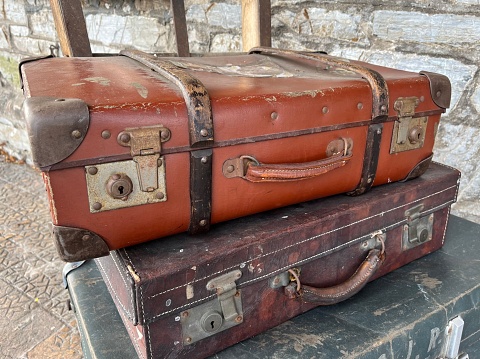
[
  {"xmin": 95, "ymin": 162, "xmax": 460, "ymax": 326},
  {"xmin": 20, "ymin": 50, "xmax": 449, "ymax": 170}
]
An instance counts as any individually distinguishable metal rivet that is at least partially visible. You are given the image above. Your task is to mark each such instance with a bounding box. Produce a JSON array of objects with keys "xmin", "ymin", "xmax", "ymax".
[
  {"xmin": 82, "ymin": 235, "xmax": 91, "ymax": 241},
  {"xmin": 185, "ymin": 337, "xmax": 192, "ymax": 344},
  {"xmin": 112, "ymin": 174, "xmax": 121, "ymax": 180},
  {"xmin": 166, "ymin": 299, "xmax": 171, "ymax": 307},
  {"xmin": 160, "ymin": 129, "xmax": 170, "ymax": 140},
  {"xmin": 71, "ymin": 130, "xmax": 82, "ymax": 139},
  {"xmin": 174, "ymin": 316, "xmax": 181, "ymax": 322},
  {"xmin": 181, "ymin": 311, "xmax": 189, "ymax": 318},
  {"xmin": 235, "ymin": 315, "xmax": 243, "ymax": 323},
  {"xmin": 377, "ymin": 128, "xmax": 382, "ymax": 134},
  {"xmin": 235, "ymin": 291, "xmax": 240, "ymax": 297},
  {"xmin": 357, "ymin": 102, "xmax": 363, "ymax": 110},
  {"xmin": 200, "ymin": 129, "xmax": 208, "ymax": 137},
  {"xmin": 199, "ymin": 219, "xmax": 207, "ymax": 227},
  {"xmin": 101, "ymin": 130, "xmax": 111, "ymax": 139},
  {"xmin": 380, "ymin": 105, "xmax": 387, "ymax": 112},
  {"xmin": 208, "ymin": 283, "xmax": 215, "ymax": 289},
  {"xmin": 226, "ymin": 165, "xmax": 235, "ymax": 173},
  {"xmin": 87, "ymin": 167, "xmax": 98, "ymax": 175},
  {"xmin": 119, "ymin": 133, "xmax": 130, "ymax": 143},
  {"xmin": 270, "ymin": 111, "xmax": 278, "ymax": 120},
  {"xmin": 92, "ymin": 202, "xmax": 102, "ymax": 211},
  {"xmin": 156, "ymin": 192, "xmax": 165, "ymax": 200},
  {"xmin": 367, "ymin": 178, "xmax": 372, "ymax": 183},
  {"xmin": 201, "ymin": 156, "xmax": 208, "ymax": 164},
  {"xmin": 322, "ymin": 106, "xmax": 329, "ymax": 114}
]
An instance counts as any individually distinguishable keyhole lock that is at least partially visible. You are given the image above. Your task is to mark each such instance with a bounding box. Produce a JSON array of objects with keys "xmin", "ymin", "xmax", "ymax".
[
  {"xmin": 106, "ymin": 173, "xmax": 133, "ymax": 200},
  {"xmin": 200, "ymin": 311, "xmax": 223, "ymax": 333},
  {"xmin": 408, "ymin": 125, "xmax": 424, "ymax": 144}
]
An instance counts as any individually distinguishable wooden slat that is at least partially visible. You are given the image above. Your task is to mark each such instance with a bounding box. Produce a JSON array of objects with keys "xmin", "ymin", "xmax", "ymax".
[
  {"xmin": 170, "ymin": 0, "xmax": 190, "ymax": 57},
  {"xmin": 241, "ymin": 0, "xmax": 271, "ymax": 52},
  {"xmin": 49, "ymin": 0, "xmax": 92, "ymax": 57}
]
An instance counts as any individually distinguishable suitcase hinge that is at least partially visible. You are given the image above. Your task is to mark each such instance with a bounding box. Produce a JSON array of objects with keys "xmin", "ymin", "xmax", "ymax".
[
  {"xmin": 180, "ymin": 270, "xmax": 243, "ymax": 345},
  {"xmin": 118, "ymin": 126, "xmax": 170, "ymax": 192},
  {"xmin": 402, "ymin": 204, "xmax": 433, "ymax": 250},
  {"xmin": 390, "ymin": 97, "xmax": 428, "ymax": 154}
]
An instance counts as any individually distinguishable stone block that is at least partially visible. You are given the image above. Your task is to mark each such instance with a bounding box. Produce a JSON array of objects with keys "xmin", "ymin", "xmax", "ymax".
[
  {"xmin": 434, "ymin": 122, "xmax": 480, "ymax": 218},
  {"xmin": 206, "ymin": 3, "xmax": 241, "ymax": 30},
  {"xmin": 210, "ymin": 33, "xmax": 241, "ymax": 53},
  {"xmin": 10, "ymin": 25, "xmax": 29, "ymax": 37},
  {"xmin": 11, "ymin": 35, "xmax": 55, "ymax": 56},
  {"xmin": 4, "ymin": 0, "xmax": 28, "ymax": 24},
  {"xmin": 86, "ymin": 13, "xmax": 173, "ymax": 52},
  {"xmin": 373, "ymin": 11, "xmax": 480, "ymax": 45},
  {"xmin": 0, "ymin": 28, "xmax": 9, "ymax": 49},
  {"xmin": 186, "ymin": 4, "xmax": 207, "ymax": 23},
  {"xmin": 472, "ymin": 84, "xmax": 480, "ymax": 114},
  {"xmin": 29, "ymin": 9, "xmax": 57, "ymax": 40}
]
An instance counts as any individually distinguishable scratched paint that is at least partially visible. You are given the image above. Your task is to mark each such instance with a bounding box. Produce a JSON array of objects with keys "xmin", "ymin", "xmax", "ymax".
[
  {"xmin": 131, "ymin": 82, "xmax": 149, "ymax": 99},
  {"xmin": 83, "ymin": 77, "xmax": 111, "ymax": 86}
]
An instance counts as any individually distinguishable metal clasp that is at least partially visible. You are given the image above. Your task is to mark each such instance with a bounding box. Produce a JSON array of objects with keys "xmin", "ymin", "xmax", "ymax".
[
  {"xmin": 402, "ymin": 204, "xmax": 433, "ymax": 250},
  {"xmin": 181, "ymin": 270, "xmax": 243, "ymax": 345},
  {"xmin": 391, "ymin": 97, "xmax": 428, "ymax": 154},
  {"xmin": 118, "ymin": 126, "xmax": 170, "ymax": 192}
]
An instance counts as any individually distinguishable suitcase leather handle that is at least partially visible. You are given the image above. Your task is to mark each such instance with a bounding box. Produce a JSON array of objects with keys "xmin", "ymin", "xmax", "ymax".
[
  {"xmin": 300, "ymin": 248, "xmax": 384, "ymax": 305},
  {"xmin": 223, "ymin": 141, "xmax": 352, "ymax": 182}
]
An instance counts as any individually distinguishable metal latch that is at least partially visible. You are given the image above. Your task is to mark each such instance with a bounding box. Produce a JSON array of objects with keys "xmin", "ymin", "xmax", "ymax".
[
  {"xmin": 390, "ymin": 97, "xmax": 428, "ymax": 154},
  {"xmin": 181, "ymin": 270, "xmax": 243, "ymax": 345},
  {"xmin": 402, "ymin": 204, "xmax": 433, "ymax": 250},
  {"xmin": 117, "ymin": 126, "xmax": 170, "ymax": 192},
  {"xmin": 440, "ymin": 316, "xmax": 468, "ymax": 359}
]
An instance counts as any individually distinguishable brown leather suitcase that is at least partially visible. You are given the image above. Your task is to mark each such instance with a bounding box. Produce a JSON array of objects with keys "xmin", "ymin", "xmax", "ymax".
[
  {"xmin": 94, "ymin": 162, "xmax": 460, "ymax": 359},
  {"xmin": 20, "ymin": 49, "xmax": 451, "ymax": 261}
]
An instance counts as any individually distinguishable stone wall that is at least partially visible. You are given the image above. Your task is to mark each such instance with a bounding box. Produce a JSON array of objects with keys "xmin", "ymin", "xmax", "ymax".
[{"xmin": 0, "ymin": 0, "xmax": 478, "ymax": 221}]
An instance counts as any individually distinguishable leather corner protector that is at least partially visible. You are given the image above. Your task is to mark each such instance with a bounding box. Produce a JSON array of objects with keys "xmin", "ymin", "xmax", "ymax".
[
  {"xmin": 53, "ymin": 225, "xmax": 110, "ymax": 262},
  {"xmin": 419, "ymin": 71, "xmax": 451, "ymax": 109},
  {"xmin": 400, "ymin": 153, "xmax": 433, "ymax": 182},
  {"xmin": 24, "ymin": 97, "xmax": 90, "ymax": 169}
]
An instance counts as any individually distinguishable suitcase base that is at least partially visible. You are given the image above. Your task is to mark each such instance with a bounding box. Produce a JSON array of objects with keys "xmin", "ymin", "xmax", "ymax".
[
  {"xmin": 66, "ymin": 215, "xmax": 480, "ymax": 359},
  {"xmin": 94, "ymin": 163, "xmax": 461, "ymax": 358}
]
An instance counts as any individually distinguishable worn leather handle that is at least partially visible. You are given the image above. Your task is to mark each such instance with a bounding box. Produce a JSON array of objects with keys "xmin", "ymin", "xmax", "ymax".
[
  {"xmin": 301, "ymin": 248, "xmax": 384, "ymax": 305},
  {"xmin": 223, "ymin": 141, "xmax": 352, "ymax": 182}
]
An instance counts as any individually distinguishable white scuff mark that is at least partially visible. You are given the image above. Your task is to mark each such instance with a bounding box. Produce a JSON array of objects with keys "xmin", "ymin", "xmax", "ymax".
[
  {"xmin": 179, "ymin": 249, "xmax": 184, "ymax": 253},
  {"xmin": 127, "ymin": 265, "xmax": 141, "ymax": 282},
  {"xmin": 282, "ymin": 215, "xmax": 289, "ymax": 219},
  {"xmin": 83, "ymin": 76, "xmax": 111, "ymax": 86},
  {"xmin": 191, "ymin": 266, "xmax": 197, "ymax": 270},
  {"xmin": 71, "ymin": 83, "xmax": 85, "ymax": 86},
  {"xmin": 417, "ymin": 284, "xmax": 430, "ymax": 301},
  {"xmin": 186, "ymin": 284, "xmax": 194, "ymax": 300},
  {"xmin": 136, "ymin": 327, "xmax": 143, "ymax": 340},
  {"xmin": 131, "ymin": 82, "xmax": 149, "ymax": 99},
  {"xmin": 248, "ymin": 263, "xmax": 255, "ymax": 273}
]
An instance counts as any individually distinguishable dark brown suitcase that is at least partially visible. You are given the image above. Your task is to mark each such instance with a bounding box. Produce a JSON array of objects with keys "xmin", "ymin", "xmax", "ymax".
[
  {"xmin": 95, "ymin": 162, "xmax": 460, "ymax": 359},
  {"xmin": 20, "ymin": 48, "xmax": 451, "ymax": 261}
]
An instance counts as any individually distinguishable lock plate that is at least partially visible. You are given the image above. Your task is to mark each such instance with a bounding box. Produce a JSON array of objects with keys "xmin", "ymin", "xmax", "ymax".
[
  {"xmin": 181, "ymin": 270, "xmax": 243, "ymax": 345},
  {"xmin": 390, "ymin": 97, "xmax": 428, "ymax": 154},
  {"xmin": 85, "ymin": 159, "xmax": 166, "ymax": 213},
  {"xmin": 402, "ymin": 204, "xmax": 434, "ymax": 250}
]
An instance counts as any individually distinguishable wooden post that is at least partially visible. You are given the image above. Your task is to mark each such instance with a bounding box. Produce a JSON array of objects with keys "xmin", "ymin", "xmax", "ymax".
[
  {"xmin": 241, "ymin": 0, "xmax": 271, "ymax": 52},
  {"xmin": 170, "ymin": 0, "xmax": 190, "ymax": 56},
  {"xmin": 49, "ymin": 0, "xmax": 92, "ymax": 57}
]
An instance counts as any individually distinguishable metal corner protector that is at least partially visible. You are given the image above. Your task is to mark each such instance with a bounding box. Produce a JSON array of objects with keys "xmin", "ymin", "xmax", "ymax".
[{"xmin": 53, "ymin": 225, "xmax": 110, "ymax": 262}]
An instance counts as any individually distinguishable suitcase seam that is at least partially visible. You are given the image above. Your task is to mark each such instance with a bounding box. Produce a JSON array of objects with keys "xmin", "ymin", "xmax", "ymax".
[
  {"xmin": 110, "ymin": 252, "xmax": 136, "ymax": 320},
  {"xmin": 96, "ymin": 258, "xmax": 135, "ymax": 320},
  {"xmin": 146, "ymin": 198, "xmax": 455, "ymax": 322},
  {"xmin": 146, "ymin": 184, "xmax": 458, "ymax": 301}
]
